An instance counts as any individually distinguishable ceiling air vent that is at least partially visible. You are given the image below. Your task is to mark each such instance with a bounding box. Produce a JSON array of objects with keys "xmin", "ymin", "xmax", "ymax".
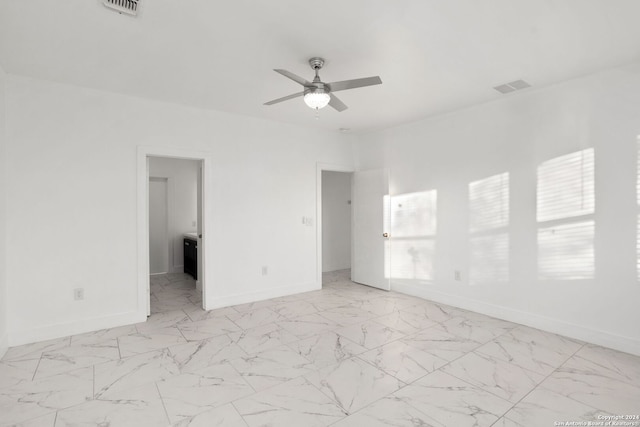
[
  {"xmin": 493, "ymin": 79, "xmax": 531, "ymax": 94},
  {"xmin": 103, "ymin": 0, "xmax": 140, "ymax": 16}
]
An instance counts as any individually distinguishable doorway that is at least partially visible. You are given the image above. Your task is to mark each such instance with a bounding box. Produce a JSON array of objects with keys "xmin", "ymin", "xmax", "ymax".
[
  {"xmin": 147, "ymin": 157, "xmax": 202, "ymax": 315},
  {"xmin": 316, "ymin": 164, "xmax": 391, "ymax": 291},
  {"xmin": 321, "ymin": 171, "xmax": 352, "ymax": 286},
  {"xmin": 137, "ymin": 146, "xmax": 212, "ymax": 318},
  {"xmin": 148, "ymin": 177, "xmax": 169, "ymax": 275}
]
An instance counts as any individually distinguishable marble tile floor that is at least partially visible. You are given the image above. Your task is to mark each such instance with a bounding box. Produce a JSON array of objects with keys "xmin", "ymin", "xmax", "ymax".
[{"xmin": 1, "ymin": 270, "xmax": 639, "ymax": 426}]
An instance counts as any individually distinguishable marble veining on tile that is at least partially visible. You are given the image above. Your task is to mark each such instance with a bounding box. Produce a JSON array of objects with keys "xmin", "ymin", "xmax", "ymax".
[
  {"xmin": 157, "ymin": 362, "xmax": 255, "ymax": 424},
  {"xmin": 504, "ymin": 387, "xmax": 610, "ymax": 426},
  {"xmin": 441, "ymin": 351, "xmax": 545, "ymax": 403},
  {"xmin": 171, "ymin": 403, "xmax": 248, "ymax": 427},
  {"xmin": 393, "ymin": 370, "xmax": 513, "ymax": 427},
  {"xmin": 118, "ymin": 326, "xmax": 188, "ymax": 358},
  {"xmin": 34, "ymin": 339, "xmax": 121, "ymax": 379},
  {"xmin": 306, "ymin": 357, "xmax": 403, "ymax": 414},
  {"xmin": 228, "ymin": 322, "xmax": 299, "ymax": 355},
  {"xmin": 168, "ymin": 334, "xmax": 248, "ymax": 372},
  {"xmin": 0, "ymin": 366, "xmax": 94, "ymax": 426},
  {"xmin": 94, "ymin": 348, "xmax": 180, "ymax": 398},
  {"xmin": 56, "ymin": 383, "xmax": 169, "ymax": 427},
  {"xmin": 358, "ymin": 340, "xmax": 448, "ymax": 383},
  {"xmin": 234, "ymin": 376, "xmax": 347, "ymax": 427},
  {"xmin": 227, "ymin": 307, "xmax": 283, "ymax": 330},
  {"xmin": 335, "ymin": 320, "xmax": 406, "ymax": 349},
  {"xmin": 2, "ymin": 270, "xmax": 638, "ymax": 426},
  {"xmin": 229, "ymin": 345, "xmax": 317, "ymax": 391},
  {"xmin": 177, "ymin": 316, "xmax": 242, "ymax": 341},
  {"xmin": 475, "ymin": 325, "xmax": 582, "ymax": 375},
  {"xmin": 331, "ymin": 396, "xmax": 445, "ymax": 427},
  {"xmin": 286, "ymin": 331, "xmax": 368, "ymax": 369}
]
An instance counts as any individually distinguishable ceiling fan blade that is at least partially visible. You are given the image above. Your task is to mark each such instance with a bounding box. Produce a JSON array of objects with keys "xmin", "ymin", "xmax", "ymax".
[
  {"xmin": 274, "ymin": 69, "xmax": 312, "ymax": 86},
  {"xmin": 264, "ymin": 91, "xmax": 304, "ymax": 105},
  {"xmin": 328, "ymin": 93, "xmax": 348, "ymax": 112},
  {"xmin": 327, "ymin": 76, "xmax": 382, "ymax": 92}
]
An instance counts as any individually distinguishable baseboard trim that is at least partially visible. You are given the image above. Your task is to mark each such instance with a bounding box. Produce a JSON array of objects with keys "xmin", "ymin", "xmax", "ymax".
[
  {"xmin": 392, "ymin": 281, "xmax": 640, "ymax": 357},
  {"xmin": 207, "ymin": 282, "xmax": 319, "ymax": 310},
  {"xmin": 7, "ymin": 310, "xmax": 146, "ymax": 347},
  {"xmin": 170, "ymin": 265, "xmax": 185, "ymax": 274},
  {"xmin": 0, "ymin": 332, "xmax": 8, "ymax": 360}
]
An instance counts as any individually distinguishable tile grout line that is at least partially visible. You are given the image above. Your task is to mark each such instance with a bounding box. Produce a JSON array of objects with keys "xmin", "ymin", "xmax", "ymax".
[{"xmin": 154, "ymin": 381, "xmax": 172, "ymax": 425}]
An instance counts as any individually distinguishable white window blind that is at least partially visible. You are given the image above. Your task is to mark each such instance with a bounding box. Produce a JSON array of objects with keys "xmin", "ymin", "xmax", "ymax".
[{"xmin": 537, "ymin": 148, "xmax": 594, "ymax": 222}]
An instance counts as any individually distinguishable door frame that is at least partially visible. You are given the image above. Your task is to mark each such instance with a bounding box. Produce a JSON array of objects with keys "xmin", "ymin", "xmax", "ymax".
[
  {"xmin": 137, "ymin": 146, "xmax": 213, "ymax": 316},
  {"xmin": 316, "ymin": 162, "xmax": 355, "ymax": 288}
]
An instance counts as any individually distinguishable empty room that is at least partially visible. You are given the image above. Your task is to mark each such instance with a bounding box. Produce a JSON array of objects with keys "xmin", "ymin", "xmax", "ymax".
[{"xmin": 1, "ymin": 1, "xmax": 639, "ymax": 426}]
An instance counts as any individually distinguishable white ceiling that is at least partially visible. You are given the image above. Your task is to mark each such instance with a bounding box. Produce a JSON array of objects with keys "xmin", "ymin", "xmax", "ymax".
[{"xmin": 2, "ymin": 1, "xmax": 640, "ymax": 133}]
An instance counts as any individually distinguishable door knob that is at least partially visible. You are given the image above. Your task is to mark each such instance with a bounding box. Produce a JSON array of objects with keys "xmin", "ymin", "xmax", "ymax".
[{"xmin": 383, "ymin": 233, "xmax": 389, "ymax": 238}]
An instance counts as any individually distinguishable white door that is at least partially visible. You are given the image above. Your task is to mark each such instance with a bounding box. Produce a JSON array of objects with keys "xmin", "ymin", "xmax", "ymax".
[
  {"xmin": 149, "ymin": 177, "xmax": 169, "ymax": 275},
  {"xmin": 351, "ymin": 169, "xmax": 391, "ymax": 290}
]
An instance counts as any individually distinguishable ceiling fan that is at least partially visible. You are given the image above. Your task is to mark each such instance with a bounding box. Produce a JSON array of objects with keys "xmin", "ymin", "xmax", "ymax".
[{"xmin": 264, "ymin": 57, "xmax": 382, "ymax": 112}]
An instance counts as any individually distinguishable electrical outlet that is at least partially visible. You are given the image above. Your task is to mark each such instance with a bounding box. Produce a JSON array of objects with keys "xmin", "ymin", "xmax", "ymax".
[
  {"xmin": 454, "ymin": 270, "xmax": 462, "ymax": 281},
  {"xmin": 192, "ymin": 220, "xmax": 196, "ymax": 227},
  {"xmin": 261, "ymin": 266, "xmax": 268, "ymax": 276},
  {"xmin": 74, "ymin": 288, "xmax": 84, "ymax": 300}
]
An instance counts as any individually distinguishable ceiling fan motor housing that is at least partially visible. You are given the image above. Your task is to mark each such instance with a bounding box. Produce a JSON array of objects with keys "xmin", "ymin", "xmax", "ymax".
[{"xmin": 309, "ymin": 57, "xmax": 325, "ymax": 70}]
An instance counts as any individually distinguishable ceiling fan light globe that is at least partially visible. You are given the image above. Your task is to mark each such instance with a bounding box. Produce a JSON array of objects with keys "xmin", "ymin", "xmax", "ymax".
[{"xmin": 304, "ymin": 92, "xmax": 330, "ymax": 110}]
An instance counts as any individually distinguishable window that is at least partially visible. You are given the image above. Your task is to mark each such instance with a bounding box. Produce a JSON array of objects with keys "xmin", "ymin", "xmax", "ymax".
[
  {"xmin": 537, "ymin": 148, "xmax": 595, "ymax": 280},
  {"xmin": 385, "ymin": 190, "xmax": 437, "ymax": 281},
  {"xmin": 469, "ymin": 173, "xmax": 509, "ymax": 284}
]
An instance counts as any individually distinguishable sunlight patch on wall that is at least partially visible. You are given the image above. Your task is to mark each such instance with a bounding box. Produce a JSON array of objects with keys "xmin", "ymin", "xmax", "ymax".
[
  {"xmin": 470, "ymin": 173, "xmax": 509, "ymax": 232},
  {"xmin": 538, "ymin": 221, "xmax": 594, "ymax": 280},
  {"xmin": 385, "ymin": 190, "xmax": 437, "ymax": 281},
  {"xmin": 469, "ymin": 173, "xmax": 509, "ymax": 285},
  {"xmin": 538, "ymin": 149, "xmax": 594, "ymax": 221},
  {"xmin": 537, "ymin": 148, "xmax": 595, "ymax": 280}
]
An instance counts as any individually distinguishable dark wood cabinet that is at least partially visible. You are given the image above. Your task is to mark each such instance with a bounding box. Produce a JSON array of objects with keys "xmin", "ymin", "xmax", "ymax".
[{"xmin": 184, "ymin": 237, "xmax": 198, "ymax": 280}]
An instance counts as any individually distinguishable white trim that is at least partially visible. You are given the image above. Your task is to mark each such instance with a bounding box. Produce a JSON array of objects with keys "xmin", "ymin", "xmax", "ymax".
[
  {"xmin": 209, "ymin": 282, "xmax": 318, "ymax": 309},
  {"xmin": 8, "ymin": 311, "xmax": 144, "ymax": 347},
  {"xmin": 316, "ymin": 162, "xmax": 355, "ymax": 287},
  {"xmin": 392, "ymin": 280, "xmax": 640, "ymax": 357},
  {"xmin": 0, "ymin": 332, "xmax": 7, "ymax": 359},
  {"xmin": 137, "ymin": 146, "xmax": 213, "ymax": 320}
]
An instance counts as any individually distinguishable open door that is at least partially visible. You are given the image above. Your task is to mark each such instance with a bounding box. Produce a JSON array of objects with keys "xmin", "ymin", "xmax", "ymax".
[{"xmin": 351, "ymin": 169, "xmax": 391, "ymax": 290}]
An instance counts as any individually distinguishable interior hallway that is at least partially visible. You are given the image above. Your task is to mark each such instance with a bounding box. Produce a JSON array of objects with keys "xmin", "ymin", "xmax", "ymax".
[{"xmin": 0, "ymin": 270, "xmax": 639, "ymax": 426}]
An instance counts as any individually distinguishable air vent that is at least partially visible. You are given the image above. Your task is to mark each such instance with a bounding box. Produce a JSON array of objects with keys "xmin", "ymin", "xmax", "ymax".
[
  {"xmin": 493, "ymin": 79, "xmax": 531, "ymax": 94},
  {"xmin": 103, "ymin": 0, "xmax": 139, "ymax": 16}
]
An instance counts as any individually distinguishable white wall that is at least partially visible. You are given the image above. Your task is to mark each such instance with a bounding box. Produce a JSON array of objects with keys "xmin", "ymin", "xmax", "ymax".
[
  {"xmin": 148, "ymin": 178, "xmax": 169, "ymax": 274},
  {"xmin": 354, "ymin": 65, "xmax": 640, "ymax": 356},
  {"xmin": 0, "ymin": 65, "xmax": 8, "ymax": 358},
  {"xmin": 149, "ymin": 157, "xmax": 199, "ymax": 274},
  {"xmin": 322, "ymin": 171, "xmax": 352, "ymax": 272},
  {"xmin": 4, "ymin": 75, "xmax": 353, "ymax": 346}
]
